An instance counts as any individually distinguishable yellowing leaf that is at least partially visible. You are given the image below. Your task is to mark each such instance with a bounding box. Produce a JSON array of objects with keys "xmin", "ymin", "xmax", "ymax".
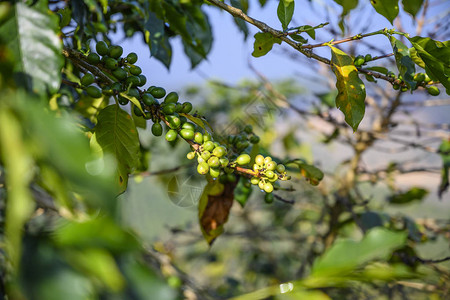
[{"xmin": 330, "ymin": 46, "xmax": 366, "ymax": 131}]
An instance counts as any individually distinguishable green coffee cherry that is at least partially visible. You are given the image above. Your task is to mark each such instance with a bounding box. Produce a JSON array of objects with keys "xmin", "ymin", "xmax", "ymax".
[
  {"xmin": 219, "ymin": 157, "xmax": 229, "ymax": 167},
  {"xmin": 276, "ymin": 164, "xmax": 286, "ymax": 173},
  {"xmin": 126, "ymin": 52, "xmax": 138, "ymax": 64},
  {"xmin": 127, "ymin": 88, "xmax": 140, "ymax": 99},
  {"xmin": 236, "ymin": 154, "xmax": 251, "ymax": 165},
  {"xmin": 111, "ymin": 82, "xmax": 122, "ymax": 92},
  {"xmin": 354, "ymin": 55, "xmax": 365, "ymax": 66},
  {"xmin": 138, "ymin": 75, "xmax": 147, "ymax": 87},
  {"xmin": 182, "ymin": 122, "xmax": 195, "ymax": 131},
  {"xmin": 266, "ymin": 161, "xmax": 277, "ymax": 171},
  {"xmin": 413, "ymin": 73, "xmax": 425, "ymax": 82},
  {"xmin": 130, "ymin": 65, "xmax": 142, "ymax": 76},
  {"xmin": 209, "ymin": 167, "xmax": 220, "ymax": 178},
  {"xmin": 165, "ymin": 129, "xmax": 177, "ymax": 142},
  {"xmin": 197, "ymin": 162, "xmax": 209, "ymax": 175},
  {"xmin": 264, "ymin": 182, "xmax": 274, "ymax": 193},
  {"xmin": 268, "ymin": 174, "xmax": 278, "ymax": 182},
  {"xmin": 201, "ymin": 150, "xmax": 211, "ymax": 161},
  {"xmin": 86, "ymin": 86, "xmax": 102, "ymax": 98},
  {"xmin": 427, "ymin": 86, "xmax": 440, "ymax": 96},
  {"xmin": 118, "ymin": 96, "xmax": 129, "ymax": 105},
  {"xmin": 162, "ymin": 103, "xmax": 176, "ymax": 115},
  {"xmin": 264, "ymin": 156, "xmax": 272, "ymax": 164},
  {"xmin": 80, "ymin": 73, "xmax": 95, "ymax": 86},
  {"xmin": 96, "ymin": 41, "xmax": 109, "ymax": 56},
  {"xmin": 87, "ymin": 53, "xmax": 100, "ymax": 64},
  {"xmin": 180, "ymin": 129, "xmax": 194, "ymax": 140},
  {"xmin": 208, "ymin": 156, "xmax": 220, "ymax": 168},
  {"xmin": 203, "ymin": 141, "xmax": 215, "ymax": 152},
  {"xmin": 166, "ymin": 115, "xmax": 181, "ymax": 129},
  {"xmin": 112, "ymin": 68, "xmax": 128, "ymax": 81},
  {"xmin": 175, "ymin": 103, "xmax": 183, "ymax": 113},
  {"xmin": 212, "ymin": 146, "xmax": 226, "ymax": 158},
  {"xmin": 151, "ymin": 87, "xmax": 166, "ymax": 99},
  {"xmin": 133, "ymin": 105, "xmax": 143, "ymax": 117},
  {"xmin": 249, "ymin": 136, "xmax": 260, "ymax": 144},
  {"xmin": 142, "ymin": 93, "xmax": 157, "ymax": 106},
  {"xmin": 187, "ymin": 151, "xmax": 195, "ymax": 160},
  {"xmin": 255, "ymin": 154, "xmax": 264, "ymax": 166},
  {"xmin": 151, "ymin": 123, "xmax": 163, "ymax": 136},
  {"xmin": 194, "ymin": 132, "xmax": 203, "ymax": 144},
  {"xmin": 181, "ymin": 102, "xmax": 193, "ymax": 113},
  {"xmin": 164, "ymin": 92, "xmax": 179, "ymax": 104},
  {"xmin": 243, "ymin": 125, "xmax": 253, "ymax": 134},
  {"xmin": 264, "ymin": 193, "xmax": 274, "ymax": 204},
  {"xmin": 203, "ymin": 132, "xmax": 212, "ymax": 142},
  {"xmin": 258, "ymin": 180, "xmax": 265, "ymax": 190},
  {"xmin": 104, "ymin": 57, "xmax": 118, "ymax": 70},
  {"xmin": 364, "ymin": 54, "xmax": 372, "ymax": 62},
  {"xmin": 393, "ymin": 83, "xmax": 400, "ymax": 90},
  {"xmin": 265, "ymin": 170, "xmax": 275, "ymax": 178},
  {"xmin": 226, "ymin": 173, "xmax": 236, "ymax": 182},
  {"xmin": 125, "ymin": 76, "xmax": 140, "ymax": 87},
  {"xmin": 424, "ymin": 74, "xmax": 431, "ymax": 83},
  {"xmin": 109, "ymin": 45, "xmax": 123, "ymax": 59},
  {"xmin": 250, "ymin": 177, "xmax": 260, "ymax": 185}
]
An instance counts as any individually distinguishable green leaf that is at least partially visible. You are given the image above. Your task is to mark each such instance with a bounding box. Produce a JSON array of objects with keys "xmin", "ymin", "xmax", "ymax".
[
  {"xmin": 231, "ymin": 0, "xmax": 249, "ymax": 39},
  {"xmin": 438, "ymin": 139, "xmax": 450, "ymax": 198},
  {"xmin": 0, "ymin": 3, "xmax": 63, "ymax": 94},
  {"xmin": 409, "ymin": 47, "xmax": 426, "ymax": 68},
  {"xmin": 366, "ymin": 66, "xmax": 389, "ymax": 74},
  {"xmin": 389, "ymin": 36, "xmax": 416, "ymax": 90},
  {"xmin": 402, "ymin": 0, "xmax": 424, "ymax": 18},
  {"xmin": 57, "ymin": 7, "xmax": 72, "ymax": 28},
  {"xmin": 119, "ymin": 91, "xmax": 145, "ymax": 114},
  {"xmin": 389, "ymin": 187, "xmax": 428, "ymax": 204},
  {"xmin": 234, "ymin": 176, "xmax": 252, "ymax": 208},
  {"xmin": 330, "ymin": 46, "xmax": 366, "ymax": 131},
  {"xmin": 333, "ymin": 0, "xmax": 358, "ymax": 33},
  {"xmin": 370, "ymin": 0, "xmax": 399, "ymax": 24},
  {"xmin": 91, "ymin": 105, "xmax": 140, "ymax": 194},
  {"xmin": 409, "ymin": 36, "xmax": 450, "ymax": 95},
  {"xmin": 144, "ymin": 11, "xmax": 172, "ymax": 69},
  {"xmin": 277, "ymin": 0, "xmax": 295, "ymax": 31},
  {"xmin": 0, "ymin": 108, "xmax": 34, "ymax": 272},
  {"xmin": 290, "ymin": 34, "xmax": 308, "ymax": 44},
  {"xmin": 286, "ymin": 159, "xmax": 324, "ymax": 186},
  {"xmin": 311, "ymin": 228, "xmax": 407, "ymax": 277},
  {"xmin": 252, "ymin": 32, "xmax": 282, "ymax": 57}
]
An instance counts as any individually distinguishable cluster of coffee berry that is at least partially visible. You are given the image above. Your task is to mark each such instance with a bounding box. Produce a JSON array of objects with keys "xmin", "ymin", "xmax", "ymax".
[
  {"xmin": 353, "ymin": 53, "xmax": 440, "ymax": 96},
  {"xmin": 75, "ymin": 41, "xmax": 291, "ymax": 199}
]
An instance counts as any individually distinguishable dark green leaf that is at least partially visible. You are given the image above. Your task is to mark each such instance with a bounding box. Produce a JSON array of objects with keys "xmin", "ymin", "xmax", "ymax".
[
  {"xmin": 0, "ymin": 3, "xmax": 63, "ymax": 94},
  {"xmin": 144, "ymin": 11, "xmax": 172, "ymax": 68},
  {"xmin": 57, "ymin": 7, "xmax": 72, "ymax": 28},
  {"xmin": 370, "ymin": 0, "xmax": 399, "ymax": 24},
  {"xmin": 438, "ymin": 139, "xmax": 450, "ymax": 198},
  {"xmin": 389, "ymin": 36, "xmax": 416, "ymax": 90},
  {"xmin": 364, "ymin": 74, "xmax": 377, "ymax": 82},
  {"xmin": 359, "ymin": 211, "xmax": 389, "ymax": 231},
  {"xmin": 389, "ymin": 187, "xmax": 428, "ymax": 204},
  {"xmin": 290, "ymin": 34, "xmax": 308, "ymax": 44},
  {"xmin": 234, "ymin": 176, "xmax": 252, "ymax": 208},
  {"xmin": 402, "ymin": 0, "xmax": 424, "ymax": 18},
  {"xmin": 311, "ymin": 228, "xmax": 407, "ymax": 276},
  {"xmin": 231, "ymin": 0, "xmax": 249, "ymax": 39},
  {"xmin": 330, "ymin": 46, "xmax": 366, "ymax": 131},
  {"xmin": 409, "ymin": 36, "xmax": 450, "ymax": 95},
  {"xmin": 252, "ymin": 32, "xmax": 282, "ymax": 57},
  {"xmin": 277, "ymin": 0, "xmax": 295, "ymax": 31},
  {"xmin": 91, "ymin": 105, "xmax": 140, "ymax": 194}
]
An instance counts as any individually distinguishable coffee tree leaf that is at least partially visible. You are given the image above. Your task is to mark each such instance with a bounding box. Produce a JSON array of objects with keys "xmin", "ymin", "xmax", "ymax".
[
  {"xmin": 370, "ymin": 0, "xmax": 399, "ymax": 24},
  {"xmin": 330, "ymin": 46, "xmax": 366, "ymax": 131},
  {"xmin": 252, "ymin": 32, "xmax": 282, "ymax": 57},
  {"xmin": 389, "ymin": 36, "xmax": 416, "ymax": 90},
  {"xmin": 401, "ymin": 0, "xmax": 424, "ymax": 18},
  {"xmin": 277, "ymin": 0, "xmax": 295, "ymax": 31},
  {"xmin": 0, "ymin": 2, "xmax": 63, "ymax": 94}
]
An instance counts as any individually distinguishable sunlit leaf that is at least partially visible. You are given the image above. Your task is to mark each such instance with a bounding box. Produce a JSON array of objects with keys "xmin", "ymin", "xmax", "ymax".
[
  {"xmin": 330, "ymin": 46, "xmax": 366, "ymax": 131},
  {"xmin": 286, "ymin": 159, "xmax": 324, "ymax": 185}
]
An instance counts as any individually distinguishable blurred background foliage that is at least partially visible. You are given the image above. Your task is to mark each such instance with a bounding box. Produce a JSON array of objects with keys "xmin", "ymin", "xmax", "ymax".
[{"xmin": 0, "ymin": 0, "xmax": 449, "ymax": 300}]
